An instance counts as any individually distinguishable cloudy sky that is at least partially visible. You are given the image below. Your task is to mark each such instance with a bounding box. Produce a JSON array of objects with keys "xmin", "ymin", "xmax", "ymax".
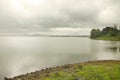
[{"xmin": 0, "ymin": 0, "xmax": 120, "ymax": 35}]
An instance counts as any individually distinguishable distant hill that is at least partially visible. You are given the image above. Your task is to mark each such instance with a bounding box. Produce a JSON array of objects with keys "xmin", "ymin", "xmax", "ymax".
[{"xmin": 0, "ymin": 34, "xmax": 89, "ymax": 37}]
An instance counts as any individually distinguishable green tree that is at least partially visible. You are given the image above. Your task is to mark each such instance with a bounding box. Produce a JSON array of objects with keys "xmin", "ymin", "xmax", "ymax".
[{"xmin": 90, "ymin": 28, "xmax": 101, "ymax": 38}]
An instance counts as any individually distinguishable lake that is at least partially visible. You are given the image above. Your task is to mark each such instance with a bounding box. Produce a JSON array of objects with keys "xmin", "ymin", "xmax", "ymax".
[{"xmin": 0, "ymin": 36, "xmax": 120, "ymax": 80}]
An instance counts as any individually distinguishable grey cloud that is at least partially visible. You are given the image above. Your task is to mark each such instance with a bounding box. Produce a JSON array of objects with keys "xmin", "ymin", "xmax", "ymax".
[{"xmin": 0, "ymin": 0, "xmax": 120, "ymax": 34}]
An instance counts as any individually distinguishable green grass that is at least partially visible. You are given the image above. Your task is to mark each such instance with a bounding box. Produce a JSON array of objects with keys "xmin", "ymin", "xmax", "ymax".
[
  {"xmin": 6, "ymin": 60, "xmax": 120, "ymax": 80},
  {"xmin": 96, "ymin": 35, "xmax": 120, "ymax": 41},
  {"xmin": 42, "ymin": 65, "xmax": 120, "ymax": 80}
]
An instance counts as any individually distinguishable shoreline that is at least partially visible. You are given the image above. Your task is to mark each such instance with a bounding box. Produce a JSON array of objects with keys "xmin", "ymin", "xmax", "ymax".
[
  {"xmin": 91, "ymin": 37, "xmax": 120, "ymax": 41},
  {"xmin": 5, "ymin": 60, "xmax": 120, "ymax": 80}
]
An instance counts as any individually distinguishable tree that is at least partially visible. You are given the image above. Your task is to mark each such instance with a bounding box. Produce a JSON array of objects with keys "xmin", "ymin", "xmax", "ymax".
[
  {"xmin": 90, "ymin": 28, "xmax": 101, "ymax": 38},
  {"xmin": 90, "ymin": 25, "xmax": 120, "ymax": 40}
]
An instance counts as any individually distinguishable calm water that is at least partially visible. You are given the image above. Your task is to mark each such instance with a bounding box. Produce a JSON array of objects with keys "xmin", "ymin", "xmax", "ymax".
[{"xmin": 0, "ymin": 37, "xmax": 120, "ymax": 79}]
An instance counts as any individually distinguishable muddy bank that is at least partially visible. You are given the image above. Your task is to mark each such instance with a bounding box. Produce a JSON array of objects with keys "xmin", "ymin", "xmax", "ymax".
[{"xmin": 5, "ymin": 60, "xmax": 120, "ymax": 80}]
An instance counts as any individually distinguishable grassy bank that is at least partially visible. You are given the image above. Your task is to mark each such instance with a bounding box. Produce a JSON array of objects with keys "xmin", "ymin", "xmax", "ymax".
[
  {"xmin": 5, "ymin": 60, "xmax": 120, "ymax": 80},
  {"xmin": 96, "ymin": 36, "xmax": 120, "ymax": 41}
]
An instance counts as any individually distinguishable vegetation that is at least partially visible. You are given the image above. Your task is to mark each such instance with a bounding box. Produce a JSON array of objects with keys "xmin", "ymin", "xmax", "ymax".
[
  {"xmin": 5, "ymin": 60, "xmax": 120, "ymax": 80},
  {"xmin": 90, "ymin": 25, "xmax": 120, "ymax": 41}
]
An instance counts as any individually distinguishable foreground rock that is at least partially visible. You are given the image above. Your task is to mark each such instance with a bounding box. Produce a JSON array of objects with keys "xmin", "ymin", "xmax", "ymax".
[{"xmin": 5, "ymin": 60, "xmax": 120, "ymax": 80}]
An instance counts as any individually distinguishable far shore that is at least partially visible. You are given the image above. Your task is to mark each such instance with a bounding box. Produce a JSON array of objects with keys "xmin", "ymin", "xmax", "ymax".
[{"xmin": 0, "ymin": 35, "xmax": 89, "ymax": 37}]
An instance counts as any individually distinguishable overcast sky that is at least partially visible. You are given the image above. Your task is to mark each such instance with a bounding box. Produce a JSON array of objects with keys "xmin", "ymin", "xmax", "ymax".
[{"xmin": 0, "ymin": 0, "xmax": 120, "ymax": 35}]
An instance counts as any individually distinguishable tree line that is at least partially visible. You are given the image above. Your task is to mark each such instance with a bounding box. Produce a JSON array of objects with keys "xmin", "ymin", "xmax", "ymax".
[{"xmin": 90, "ymin": 25, "xmax": 120, "ymax": 39}]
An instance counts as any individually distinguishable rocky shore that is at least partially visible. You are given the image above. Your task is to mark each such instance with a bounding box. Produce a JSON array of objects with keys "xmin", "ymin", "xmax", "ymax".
[{"xmin": 5, "ymin": 60, "xmax": 120, "ymax": 80}]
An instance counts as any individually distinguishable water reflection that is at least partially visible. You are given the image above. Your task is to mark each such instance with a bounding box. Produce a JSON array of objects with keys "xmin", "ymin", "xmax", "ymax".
[
  {"xmin": 106, "ymin": 47, "xmax": 120, "ymax": 53},
  {"xmin": 104, "ymin": 41, "xmax": 120, "ymax": 53}
]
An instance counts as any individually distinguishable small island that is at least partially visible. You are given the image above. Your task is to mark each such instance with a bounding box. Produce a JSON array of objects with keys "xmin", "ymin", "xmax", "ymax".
[{"xmin": 90, "ymin": 25, "xmax": 120, "ymax": 41}]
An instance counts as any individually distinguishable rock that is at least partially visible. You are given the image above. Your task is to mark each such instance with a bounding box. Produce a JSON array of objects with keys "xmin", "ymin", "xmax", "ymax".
[
  {"xmin": 78, "ymin": 65, "xmax": 83, "ymax": 69},
  {"xmin": 16, "ymin": 79, "xmax": 22, "ymax": 80},
  {"xmin": 4, "ymin": 77, "xmax": 10, "ymax": 80},
  {"xmin": 74, "ymin": 78, "xmax": 80, "ymax": 80}
]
